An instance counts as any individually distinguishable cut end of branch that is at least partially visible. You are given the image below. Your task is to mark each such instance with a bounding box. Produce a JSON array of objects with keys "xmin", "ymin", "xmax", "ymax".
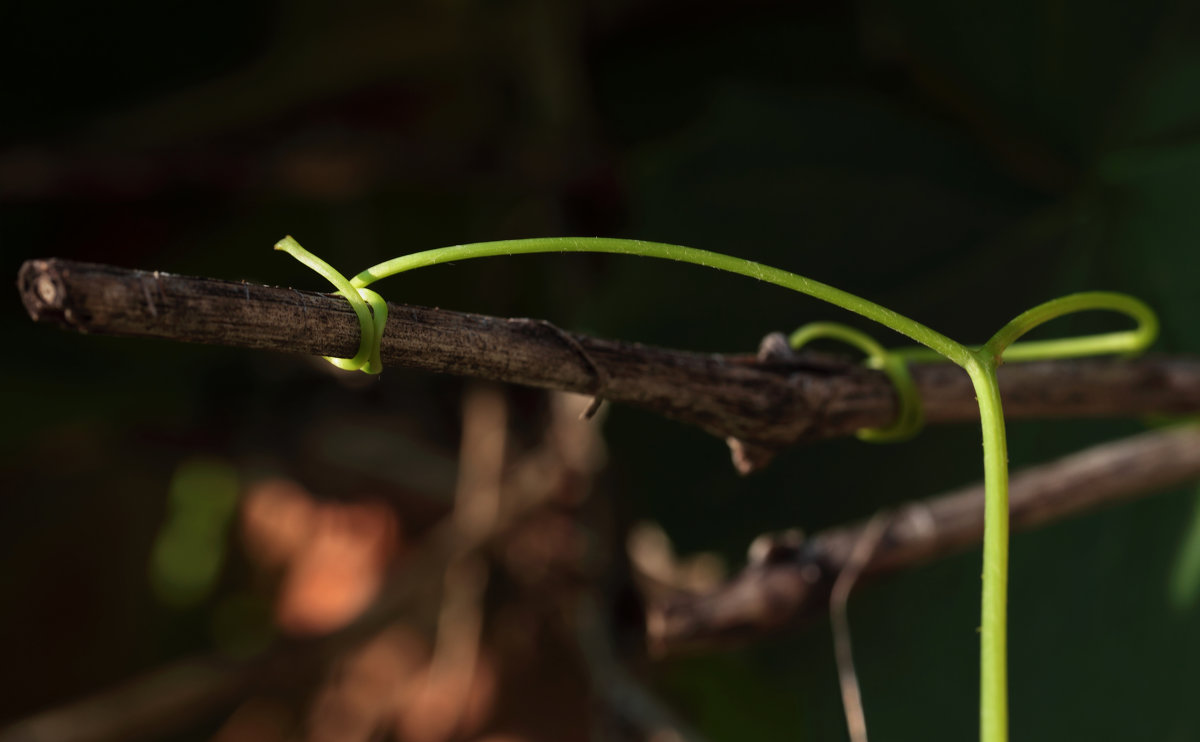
[{"xmin": 18, "ymin": 259, "xmax": 74, "ymax": 328}]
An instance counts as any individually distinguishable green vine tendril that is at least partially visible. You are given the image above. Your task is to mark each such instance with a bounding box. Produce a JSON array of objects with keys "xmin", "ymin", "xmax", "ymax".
[
  {"xmin": 788, "ymin": 322, "xmax": 924, "ymax": 442},
  {"xmin": 276, "ymin": 235, "xmax": 1157, "ymax": 742},
  {"xmin": 276, "ymin": 237, "xmax": 388, "ymax": 374}
]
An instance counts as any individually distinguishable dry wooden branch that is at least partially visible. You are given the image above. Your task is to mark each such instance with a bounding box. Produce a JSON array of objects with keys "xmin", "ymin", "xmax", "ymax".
[
  {"xmin": 18, "ymin": 258, "xmax": 1200, "ymax": 466},
  {"xmin": 647, "ymin": 424, "xmax": 1200, "ymax": 655}
]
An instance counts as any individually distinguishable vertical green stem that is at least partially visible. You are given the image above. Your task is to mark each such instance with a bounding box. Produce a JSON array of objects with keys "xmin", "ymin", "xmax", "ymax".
[{"xmin": 966, "ymin": 354, "xmax": 1009, "ymax": 742}]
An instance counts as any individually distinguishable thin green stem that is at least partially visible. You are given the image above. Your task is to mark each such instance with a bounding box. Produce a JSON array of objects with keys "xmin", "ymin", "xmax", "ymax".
[
  {"xmin": 349, "ymin": 237, "xmax": 973, "ymax": 367},
  {"xmin": 966, "ymin": 356, "xmax": 1009, "ymax": 742}
]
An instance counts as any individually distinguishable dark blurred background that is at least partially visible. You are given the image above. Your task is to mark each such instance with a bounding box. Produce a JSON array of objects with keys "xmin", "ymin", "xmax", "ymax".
[{"xmin": 5, "ymin": 1, "xmax": 1200, "ymax": 740}]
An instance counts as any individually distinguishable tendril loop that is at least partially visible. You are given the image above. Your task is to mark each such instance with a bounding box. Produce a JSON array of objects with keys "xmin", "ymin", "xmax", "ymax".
[
  {"xmin": 984, "ymin": 292, "xmax": 1158, "ymax": 364},
  {"xmin": 275, "ymin": 236, "xmax": 387, "ymax": 374},
  {"xmin": 788, "ymin": 322, "xmax": 925, "ymax": 442}
]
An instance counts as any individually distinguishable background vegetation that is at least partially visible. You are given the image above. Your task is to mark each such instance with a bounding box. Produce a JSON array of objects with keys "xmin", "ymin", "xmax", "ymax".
[{"xmin": 4, "ymin": 1, "xmax": 1200, "ymax": 739}]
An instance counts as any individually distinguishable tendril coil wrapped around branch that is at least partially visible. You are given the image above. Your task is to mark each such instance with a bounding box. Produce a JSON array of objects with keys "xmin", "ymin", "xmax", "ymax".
[
  {"xmin": 788, "ymin": 322, "xmax": 925, "ymax": 442},
  {"xmin": 275, "ymin": 237, "xmax": 387, "ymax": 374}
]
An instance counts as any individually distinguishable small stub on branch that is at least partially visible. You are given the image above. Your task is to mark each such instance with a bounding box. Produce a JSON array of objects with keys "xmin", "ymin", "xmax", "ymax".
[{"xmin": 723, "ymin": 332, "xmax": 798, "ymax": 474}]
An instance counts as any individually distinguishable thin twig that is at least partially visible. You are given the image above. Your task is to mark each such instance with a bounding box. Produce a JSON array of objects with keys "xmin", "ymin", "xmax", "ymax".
[
  {"xmin": 647, "ymin": 424, "xmax": 1200, "ymax": 654},
  {"xmin": 829, "ymin": 514, "xmax": 889, "ymax": 742},
  {"xmin": 575, "ymin": 596, "xmax": 712, "ymax": 742},
  {"xmin": 18, "ymin": 259, "xmax": 1200, "ymax": 468},
  {"xmin": 420, "ymin": 386, "xmax": 504, "ymax": 741}
]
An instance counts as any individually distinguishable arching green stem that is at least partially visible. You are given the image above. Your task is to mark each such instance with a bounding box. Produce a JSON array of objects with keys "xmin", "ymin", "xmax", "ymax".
[
  {"xmin": 277, "ymin": 235, "xmax": 1159, "ymax": 742},
  {"xmin": 349, "ymin": 237, "xmax": 974, "ymax": 367}
]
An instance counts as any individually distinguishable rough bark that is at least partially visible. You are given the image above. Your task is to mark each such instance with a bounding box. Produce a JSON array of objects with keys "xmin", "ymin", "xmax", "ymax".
[{"xmin": 20, "ymin": 259, "xmax": 1200, "ymax": 468}]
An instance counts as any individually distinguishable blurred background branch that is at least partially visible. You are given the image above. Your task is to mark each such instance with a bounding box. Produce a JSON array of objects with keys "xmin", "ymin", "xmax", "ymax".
[{"xmin": 648, "ymin": 424, "xmax": 1200, "ymax": 654}]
